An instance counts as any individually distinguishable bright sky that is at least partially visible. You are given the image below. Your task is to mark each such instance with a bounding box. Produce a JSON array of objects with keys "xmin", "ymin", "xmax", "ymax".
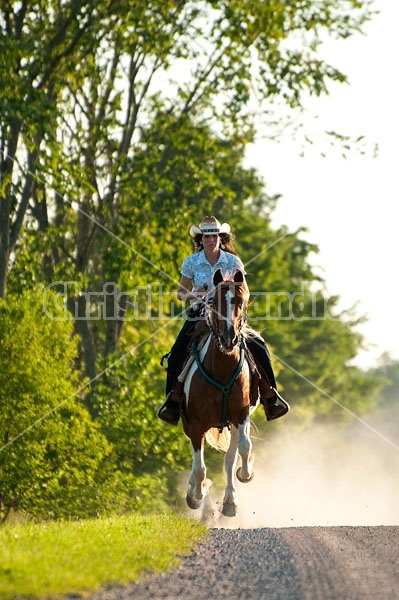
[{"xmin": 245, "ymin": 0, "xmax": 398, "ymax": 369}]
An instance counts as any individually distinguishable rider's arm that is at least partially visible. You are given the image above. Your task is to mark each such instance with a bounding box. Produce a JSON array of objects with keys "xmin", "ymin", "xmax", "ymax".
[{"xmin": 177, "ymin": 276, "xmax": 207, "ymax": 302}]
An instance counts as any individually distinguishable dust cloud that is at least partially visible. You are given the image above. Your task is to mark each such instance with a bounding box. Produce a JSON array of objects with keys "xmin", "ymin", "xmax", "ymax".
[{"xmin": 198, "ymin": 408, "xmax": 399, "ymax": 528}]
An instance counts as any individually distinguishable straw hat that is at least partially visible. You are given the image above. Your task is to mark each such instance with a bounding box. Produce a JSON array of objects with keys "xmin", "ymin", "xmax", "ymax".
[{"xmin": 189, "ymin": 216, "xmax": 231, "ymax": 237}]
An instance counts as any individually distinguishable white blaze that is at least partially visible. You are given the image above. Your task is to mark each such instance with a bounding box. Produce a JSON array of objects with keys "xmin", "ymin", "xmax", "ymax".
[{"xmin": 225, "ymin": 289, "xmax": 234, "ymax": 333}]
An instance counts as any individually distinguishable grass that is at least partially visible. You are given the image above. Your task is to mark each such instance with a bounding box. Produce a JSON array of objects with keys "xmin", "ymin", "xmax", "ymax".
[{"xmin": 0, "ymin": 513, "xmax": 208, "ymax": 599}]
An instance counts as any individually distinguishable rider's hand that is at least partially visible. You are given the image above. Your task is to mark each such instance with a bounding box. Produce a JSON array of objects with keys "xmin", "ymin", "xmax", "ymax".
[
  {"xmin": 192, "ymin": 286, "xmax": 208, "ymax": 299},
  {"xmin": 191, "ymin": 287, "xmax": 208, "ymax": 309}
]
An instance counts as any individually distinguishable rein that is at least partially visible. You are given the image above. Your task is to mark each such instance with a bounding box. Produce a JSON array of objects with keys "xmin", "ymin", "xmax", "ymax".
[{"xmin": 192, "ymin": 335, "xmax": 247, "ymax": 433}]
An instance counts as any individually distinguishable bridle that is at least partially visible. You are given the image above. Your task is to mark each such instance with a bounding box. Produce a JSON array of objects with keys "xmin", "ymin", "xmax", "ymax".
[{"xmin": 204, "ymin": 284, "xmax": 248, "ymax": 354}]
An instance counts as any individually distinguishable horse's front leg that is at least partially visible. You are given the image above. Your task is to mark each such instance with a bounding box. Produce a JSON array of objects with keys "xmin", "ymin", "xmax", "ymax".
[
  {"xmin": 236, "ymin": 416, "xmax": 254, "ymax": 483},
  {"xmin": 186, "ymin": 437, "xmax": 207, "ymax": 510},
  {"xmin": 222, "ymin": 425, "xmax": 239, "ymax": 516}
]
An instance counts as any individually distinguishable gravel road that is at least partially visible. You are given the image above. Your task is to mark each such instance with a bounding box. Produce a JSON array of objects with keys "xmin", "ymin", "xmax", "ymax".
[{"xmin": 92, "ymin": 525, "xmax": 398, "ymax": 599}]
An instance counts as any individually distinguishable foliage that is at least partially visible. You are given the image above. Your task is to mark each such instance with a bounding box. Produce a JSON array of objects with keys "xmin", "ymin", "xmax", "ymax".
[
  {"xmin": 1, "ymin": 0, "xmax": 374, "ymax": 305},
  {"xmin": 0, "ymin": 0, "xmax": 383, "ymax": 520},
  {"xmin": 90, "ymin": 342, "xmax": 193, "ymax": 513},
  {"xmin": 0, "ymin": 290, "xmax": 112, "ymax": 521},
  {"xmin": 232, "ymin": 204, "xmax": 384, "ymax": 425},
  {"xmin": 368, "ymin": 354, "xmax": 399, "ymax": 405},
  {"xmin": 364, "ymin": 355, "xmax": 399, "ymax": 445}
]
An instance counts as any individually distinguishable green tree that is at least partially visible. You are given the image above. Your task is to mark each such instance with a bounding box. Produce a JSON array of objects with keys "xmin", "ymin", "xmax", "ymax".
[
  {"xmin": 0, "ymin": 290, "xmax": 113, "ymax": 521},
  {"xmin": 369, "ymin": 355, "xmax": 399, "ymax": 405},
  {"xmin": 1, "ymin": 0, "xmax": 373, "ymax": 366},
  {"xmin": 365, "ymin": 355, "xmax": 399, "ymax": 444},
  {"xmin": 0, "ymin": 1, "xmax": 383, "ymax": 518},
  {"xmin": 0, "ymin": 0, "xmax": 103, "ymax": 299},
  {"xmin": 233, "ymin": 204, "xmax": 384, "ymax": 426}
]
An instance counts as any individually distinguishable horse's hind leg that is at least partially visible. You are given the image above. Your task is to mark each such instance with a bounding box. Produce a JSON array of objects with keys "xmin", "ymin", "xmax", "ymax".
[
  {"xmin": 236, "ymin": 416, "xmax": 254, "ymax": 483},
  {"xmin": 222, "ymin": 426, "xmax": 239, "ymax": 517},
  {"xmin": 186, "ymin": 440, "xmax": 207, "ymax": 510}
]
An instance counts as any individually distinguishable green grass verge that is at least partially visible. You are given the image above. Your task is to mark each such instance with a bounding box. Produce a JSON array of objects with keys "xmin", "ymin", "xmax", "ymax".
[{"xmin": 0, "ymin": 513, "xmax": 207, "ymax": 599}]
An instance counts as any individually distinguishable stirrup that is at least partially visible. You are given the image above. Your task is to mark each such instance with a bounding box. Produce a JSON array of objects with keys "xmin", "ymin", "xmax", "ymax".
[
  {"xmin": 263, "ymin": 389, "xmax": 290, "ymax": 421},
  {"xmin": 157, "ymin": 390, "xmax": 182, "ymax": 425}
]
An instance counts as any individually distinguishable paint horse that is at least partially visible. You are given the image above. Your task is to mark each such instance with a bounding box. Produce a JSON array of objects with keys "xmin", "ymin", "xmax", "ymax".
[{"xmin": 181, "ymin": 268, "xmax": 257, "ymax": 517}]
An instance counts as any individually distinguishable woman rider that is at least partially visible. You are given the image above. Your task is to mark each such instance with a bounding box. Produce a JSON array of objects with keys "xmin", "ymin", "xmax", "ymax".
[{"xmin": 158, "ymin": 216, "xmax": 290, "ymax": 425}]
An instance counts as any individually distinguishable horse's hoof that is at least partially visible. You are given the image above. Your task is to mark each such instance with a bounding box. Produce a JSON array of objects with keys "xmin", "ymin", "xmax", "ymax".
[
  {"xmin": 222, "ymin": 501, "xmax": 237, "ymax": 517},
  {"xmin": 236, "ymin": 467, "xmax": 254, "ymax": 483},
  {"xmin": 186, "ymin": 494, "xmax": 202, "ymax": 510}
]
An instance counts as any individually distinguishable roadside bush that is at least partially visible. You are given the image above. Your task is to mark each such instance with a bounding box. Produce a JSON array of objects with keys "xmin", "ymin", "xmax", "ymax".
[{"xmin": 0, "ymin": 290, "xmax": 113, "ymax": 522}]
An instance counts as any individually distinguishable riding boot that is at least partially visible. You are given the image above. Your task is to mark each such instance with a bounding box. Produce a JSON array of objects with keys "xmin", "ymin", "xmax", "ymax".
[
  {"xmin": 157, "ymin": 381, "xmax": 184, "ymax": 425},
  {"xmin": 259, "ymin": 377, "xmax": 290, "ymax": 421}
]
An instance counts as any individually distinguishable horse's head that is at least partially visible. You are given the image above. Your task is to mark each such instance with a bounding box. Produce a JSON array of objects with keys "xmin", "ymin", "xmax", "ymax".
[{"xmin": 208, "ymin": 268, "xmax": 248, "ymax": 353}]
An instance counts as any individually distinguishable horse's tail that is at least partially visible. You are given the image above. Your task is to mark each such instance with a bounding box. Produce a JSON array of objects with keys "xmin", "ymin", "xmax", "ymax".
[{"xmin": 205, "ymin": 427, "xmax": 231, "ymax": 452}]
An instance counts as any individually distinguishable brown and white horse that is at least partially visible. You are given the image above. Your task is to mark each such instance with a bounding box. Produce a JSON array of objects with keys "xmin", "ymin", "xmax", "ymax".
[{"xmin": 181, "ymin": 268, "xmax": 257, "ymax": 517}]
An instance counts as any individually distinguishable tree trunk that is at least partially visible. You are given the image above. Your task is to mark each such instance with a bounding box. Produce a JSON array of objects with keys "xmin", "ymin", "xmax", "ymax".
[
  {"xmin": 104, "ymin": 287, "xmax": 127, "ymax": 362},
  {"xmin": 67, "ymin": 295, "xmax": 97, "ymax": 380},
  {"xmin": 0, "ymin": 124, "xmax": 20, "ymax": 300},
  {"xmin": 0, "ymin": 199, "xmax": 10, "ymax": 300}
]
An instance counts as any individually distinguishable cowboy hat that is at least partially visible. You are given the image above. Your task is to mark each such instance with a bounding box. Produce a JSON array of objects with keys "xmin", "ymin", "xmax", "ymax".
[{"xmin": 189, "ymin": 216, "xmax": 231, "ymax": 237}]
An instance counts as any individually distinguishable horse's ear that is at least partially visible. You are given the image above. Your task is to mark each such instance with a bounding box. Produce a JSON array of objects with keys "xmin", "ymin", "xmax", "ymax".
[
  {"xmin": 234, "ymin": 269, "xmax": 244, "ymax": 284},
  {"xmin": 213, "ymin": 268, "xmax": 224, "ymax": 286}
]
